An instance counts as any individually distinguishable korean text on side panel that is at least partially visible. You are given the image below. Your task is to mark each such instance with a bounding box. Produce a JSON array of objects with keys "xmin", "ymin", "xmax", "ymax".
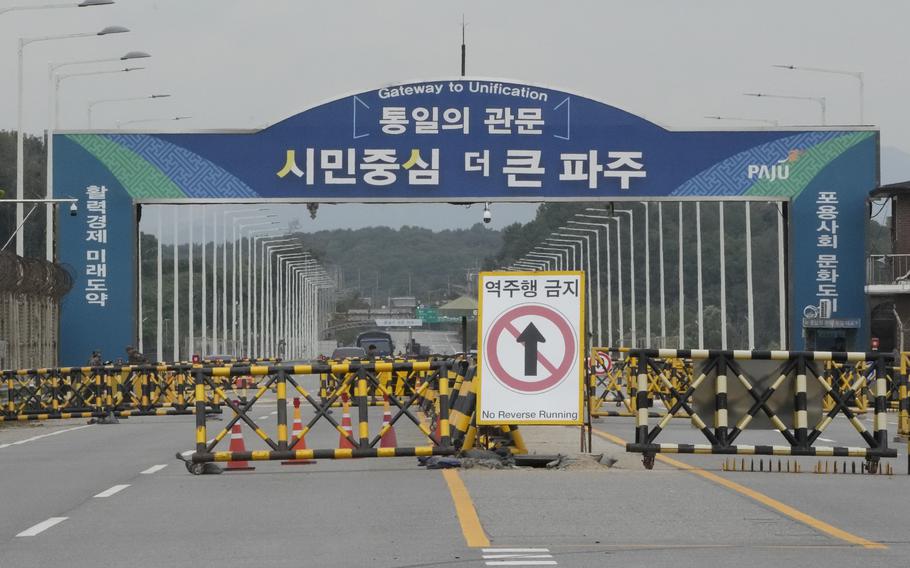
[
  {"xmin": 816, "ymin": 191, "xmax": 839, "ymax": 314},
  {"xmin": 84, "ymin": 185, "xmax": 108, "ymax": 308}
]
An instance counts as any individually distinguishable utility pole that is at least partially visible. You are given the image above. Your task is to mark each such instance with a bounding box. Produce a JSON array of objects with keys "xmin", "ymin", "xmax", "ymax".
[{"xmin": 461, "ymin": 15, "xmax": 466, "ymax": 77}]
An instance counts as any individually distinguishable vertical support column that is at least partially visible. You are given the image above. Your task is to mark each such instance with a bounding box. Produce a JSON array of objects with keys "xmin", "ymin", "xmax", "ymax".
[
  {"xmin": 874, "ymin": 356, "xmax": 889, "ymax": 450},
  {"xmin": 678, "ymin": 203, "xmax": 684, "ymax": 349},
  {"xmin": 276, "ymin": 369, "xmax": 288, "ymax": 451},
  {"xmin": 795, "ymin": 356, "xmax": 808, "ymax": 448},
  {"xmin": 715, "ymin": 356, "xmax": 728, "ymax": 447},
  {"xmin": 194, "ymin": 370, "xmax": 207, "ymax": 454},
  {"xmin": 899, "ymin": 357, "xmax": 909, "ymax": 437},
  {"xmin": 439, "ymin": 363, "xmax": 451, "ymax": 448},
  {"xmin": 635, "ymin": 353, "xmax": 649, "ymax": 445},
  {"xmin": 356, "ymin": 369, "xmax": 369, "ymax": 449}
]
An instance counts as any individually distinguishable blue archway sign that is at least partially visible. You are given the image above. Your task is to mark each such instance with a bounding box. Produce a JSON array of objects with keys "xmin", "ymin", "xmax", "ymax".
[{"xmin": 55, "ymin": 78, "xmax": 877, "ymax": 363}]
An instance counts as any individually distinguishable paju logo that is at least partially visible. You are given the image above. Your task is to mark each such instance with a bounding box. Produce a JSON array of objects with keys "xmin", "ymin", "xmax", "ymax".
[{"xmin": 747, "ymin": 149, "xmax": 803, "ymax": 181}]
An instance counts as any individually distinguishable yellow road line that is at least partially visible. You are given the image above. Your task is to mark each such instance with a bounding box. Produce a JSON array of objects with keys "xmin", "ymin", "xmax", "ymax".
[
  {"xmin": 441, "ymin": 469, "xmax": 490, "ymax": 548},
  {"xmin": 590, "ymin": 428, "xmax": 886, "ymax": 550}
]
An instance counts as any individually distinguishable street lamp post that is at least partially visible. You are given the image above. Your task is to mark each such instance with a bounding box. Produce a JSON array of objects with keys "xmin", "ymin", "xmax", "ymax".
[
  {"xmin": 16, "ymin": 24, "xmax": 129, "ymax": 256},
  {"xmin": 0, "ymin": 1, "xmax": 113, "ymax": 17},
  {"xmin": 568, "ymin": 220, "xmax": 613, "ymax": 347},
  {"xmin": 47, "ymin": 59, "xmax": 147, "ymax": 261},
  {"xmin": 561, "ymin": 226, "xmax": 602, "ymax": 346},
  {"xmin": 117, "ymin": 116, "xmax": 192, "ymax": 128},
  {"xmin": 554, "ymin": 231, "xmax": 597, "ymax": 347},
  {"xmin": 773, "ymin": 64, "xmax": 864, "ymax": 124},
  {"xmin": 743, "ymin": 92, "xmax": 827, "ymax": 125},
  {"xmin": 88, "ymin": 93, "xmax": 169, "ymax": 128},
  {"xmin": 704, "ymin": 115, "xmax": 780, "ymax": 126}
]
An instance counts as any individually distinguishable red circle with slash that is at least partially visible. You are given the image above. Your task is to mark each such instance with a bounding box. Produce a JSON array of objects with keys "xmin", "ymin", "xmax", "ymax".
[{"xmin": 485, "ymin": 304, "xmax": 576, "ymax": 393}]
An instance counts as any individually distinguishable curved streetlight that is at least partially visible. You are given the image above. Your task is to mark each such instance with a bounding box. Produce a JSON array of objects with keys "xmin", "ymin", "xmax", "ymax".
[
  {"xmin": 704, "ymin": 115, "xmax": 780, "ymax": 127},
  {"xmin": 15, "ymin": 24, "xmax": 129, "ymax": 256},
  {"xmin": 743, "ymin": 92, "xmax": 827, "ymax": 125},
  {"xmin": 45, "ymin": 61, "xmax": 147, "ymax": 261},
  {"xmin": 117, "ymin": 116, "xmax": 192, "ymax": 128},
  {"xmin": 88, "ymin": 93, "xmax": 169, "ymax": 128},
  {"xmin": 773, "ymin": 64, "xmax": 864, "ymax": 124},
  {"xmin": 0, "ymin": 1, "xmax": 113, "ymax": 18}
]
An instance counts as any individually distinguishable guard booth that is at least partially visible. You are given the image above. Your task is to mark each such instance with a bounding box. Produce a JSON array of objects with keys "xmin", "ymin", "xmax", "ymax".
[{"xmin": 866, "ymin": 181, "xmax": 910, "ymax": 352}]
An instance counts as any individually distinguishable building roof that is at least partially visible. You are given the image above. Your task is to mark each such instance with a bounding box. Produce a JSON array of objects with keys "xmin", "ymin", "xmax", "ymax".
[
  {"xmin": 870, "ymin": 180, "xmax": 910, "ymax": 199},
  {"xmin": 438, "ymin": 295, "xmax": 478, "ymax": 312}
]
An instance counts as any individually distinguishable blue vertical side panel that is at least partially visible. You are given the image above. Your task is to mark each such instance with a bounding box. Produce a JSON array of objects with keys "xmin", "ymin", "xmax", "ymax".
[
  {"xmin": 57, "ymin": 136, "xmax": 135, "ymax": 366},
  {"xmin": 789, "ymin": 136, "xmax": 877, "ymax": 350}
]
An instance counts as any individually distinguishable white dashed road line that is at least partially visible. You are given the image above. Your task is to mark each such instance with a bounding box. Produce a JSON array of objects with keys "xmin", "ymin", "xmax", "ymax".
[
  {"xmin": 16, "ymin": 517, "xmax": 68, "ymax": 537},
  {"xmin": 482, "ymin": 548, "xmax": 556, "ymax": 566},
  {"xmin": 817, "ymin": 437, "xmax": 837, "ymax": 443},
  {"xmin": 94, "ymin": 484, "xmax": 130, "ymax": 498},
  {"xmin": 0, "ymin": 425, "xmax": 91, "ymax": 449},
  {"xmin": 140, "ymin": 464, "xmax": 168, "ymax": 475}
]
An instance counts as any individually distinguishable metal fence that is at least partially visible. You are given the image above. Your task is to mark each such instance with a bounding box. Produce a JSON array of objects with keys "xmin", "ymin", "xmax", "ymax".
[
  {"xmin": 867, "ymin": 254, "xmax": 910, "ymax": 286},
  {"xmin": 0, "ymin": 252, "xmax": 72, "ymax": 369}
]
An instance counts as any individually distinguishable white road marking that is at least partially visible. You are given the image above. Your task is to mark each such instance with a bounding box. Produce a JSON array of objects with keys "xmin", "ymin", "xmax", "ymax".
[
  {"xmin": 257, "ymin": 415, "xmax": 270, "ymax": 420},
  {"xmin": 180, "ymin": 450, "xmax": 194, "ymax": 457},
  {"xmin": 16, "ymin": 517, "xmax": 68, "ymax": 537},
  {"xmin": 94, "ymin": 484, "xmax": 130, "ymax": 498},
  {"xmin": 817, "ymin": 437, "xmax": 837, "ymax": 443},
  {"xmin": 269, "ymin": 411, "xmax": 278, "ymax": 415},
  {"xmin": 140, "ymin": 464, "xmax": 168, "ymax": 475},
  {"xmin": 482, "ymin": 548, "xmax": 556, "ymax": 566},
  {"xmin": 0, "ymin": 425, "xmax": 91, "ymax": 449}
]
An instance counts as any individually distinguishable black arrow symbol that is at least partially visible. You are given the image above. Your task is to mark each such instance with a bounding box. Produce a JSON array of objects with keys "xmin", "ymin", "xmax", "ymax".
[{"xmin": 516, "ymin": 322, "xmax": 546, "ymax": 376}]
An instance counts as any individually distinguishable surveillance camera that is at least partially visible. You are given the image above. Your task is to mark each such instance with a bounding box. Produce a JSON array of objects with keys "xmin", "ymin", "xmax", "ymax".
[
  {"xmin": 69, "ymin": 202, "xmax": 78, "ymax": 217},
  {"xmin": 483, "ymin": 204, "xmax": 492, "ymax": 224}
]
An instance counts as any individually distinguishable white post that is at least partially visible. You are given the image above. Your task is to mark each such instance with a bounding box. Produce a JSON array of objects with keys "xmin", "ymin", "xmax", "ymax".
[
  {"xmin": 172, "ymin": 208, "xmax": 179, "ymax": 361},
  {"xmin": 137, "ymin": 224, "xmax": 143, "ymax": 354},
  {"xmin": 658, "ymin": 202, "xmax": 666, "ymax": 345},
  {"xmin": 16, "ymin": 41, "xmax": 25, "ymax": 256},
  {"xmin": 644, "ymin": 202, "xmax": 651, "ymax": 346},
  {"xmin": 201, "ymin": 208, "xmax": 207, "ymax": 356},
  {"xmin": 211, "ymin": 212, "xmax": 218, "ymax": 355},
  {"xmin": 615, "ymin": 220, "xmax": 624, "ymax": 347},
  {"xmin": 605, "ymin": 230, "xmax": 612, "ymax": 347},
  {"xmin": 745, "ymin": 202, "xmax": 755, "ymax": 349},
  {"xmin": 188, "ymin": 206, "xmax": 194, "ymax": 357},
  {"xmin": 719, "ymin": 202, "xmax": 727, "ymax": 350},
  {"xmin": 221, "ymin": 212, "xmax": 227, "ymax": 354},
  {"xmin": 696, "ymin": 202, "xmax": 704, "ymax": 349},
  {"xmin": 156, "ymin": 210, "xmax": 163, "ymax": 363},
  {"xmin": 777, "ymin": 201, "xmax": 787, "ymax": 348},
  {"xmin": 678, "ymin": 203, "xmax": 684, "ymax": 349},
  {"xmin": 232, "ymin": 222, "xmax": 237, "ymax": 355},
  {"xmin": 45, "ymin": 64, "xmax": 55, "ymax": 262}
]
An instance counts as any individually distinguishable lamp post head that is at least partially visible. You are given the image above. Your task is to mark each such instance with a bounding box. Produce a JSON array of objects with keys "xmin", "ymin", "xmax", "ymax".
[
  {"xmin": 150, "ymin": 94, "xmax": 170, "ymax": 99},
  {"xmin": 121, "ymin": 51, "xmax": 150, "ymax": 60},
  {"xmin": 79, "ymin": 0, "xmax": 115, "ymax": 6},
  {"xmin": 98, "ymin": 26, "xmax": 130, "ymax": 36}
]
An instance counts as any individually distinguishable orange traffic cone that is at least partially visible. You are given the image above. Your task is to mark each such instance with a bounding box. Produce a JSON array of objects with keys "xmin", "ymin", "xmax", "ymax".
[
  {"xmin": 380, "ymin": 395, "xmax": 398, "ymax": 448},
  {"xmin": 283, "ymin": 397, "xmax": 315, "ymax": 465},
  {"xmin": 338, "ymin": 394, "xmax": 355, "ymax": 450},
  {"xmin": 225, "ymin": 421, "xmax": 255, "ymax": 471}
]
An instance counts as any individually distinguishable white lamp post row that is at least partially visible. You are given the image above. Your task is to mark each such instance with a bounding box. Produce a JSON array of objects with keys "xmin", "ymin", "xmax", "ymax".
[
  {"xmin": 507, "ymin": 201, "xmax": 787, "ymax": 351},
  {"xmin": 140, "ymin": 207, "xmax": 336, "ymax": 362},
  {"xmin": 3, "ymin": 1, "xmax": 190, "ymax": 261}
]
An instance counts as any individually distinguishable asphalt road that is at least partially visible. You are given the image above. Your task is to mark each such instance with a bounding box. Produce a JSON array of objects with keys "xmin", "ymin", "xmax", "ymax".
[{"xmin": 1, "ymin": 387, "xmax": 909, "ymax": 568}]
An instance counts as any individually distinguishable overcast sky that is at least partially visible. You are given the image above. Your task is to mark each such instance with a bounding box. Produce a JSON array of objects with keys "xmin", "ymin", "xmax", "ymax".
[{"xmin": 3, "ymin": 0, "xmax": 909, "ymax": 230}]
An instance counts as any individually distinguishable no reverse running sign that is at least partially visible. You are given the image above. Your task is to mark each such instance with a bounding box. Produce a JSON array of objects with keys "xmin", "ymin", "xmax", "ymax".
[{"xmin": 477, "ymin": 271, "xmax": 584, "ymax": 425}]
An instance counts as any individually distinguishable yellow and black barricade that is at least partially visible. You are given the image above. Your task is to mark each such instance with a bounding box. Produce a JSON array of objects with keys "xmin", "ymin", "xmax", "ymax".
[{"xmin": 620, "ymin": 348, "xmax": 900, "ymax": 472}]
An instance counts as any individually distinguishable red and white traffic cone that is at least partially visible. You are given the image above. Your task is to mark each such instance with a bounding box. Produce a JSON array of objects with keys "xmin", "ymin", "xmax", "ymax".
[
  {"xmin": 380, "ymin": 394, "xmax": 398, "ymax": 448},
  {"xmin": 282, "ymin": 397, "xmax": 315, "ymax": 465},
  {"xmin": 338, "ymin": 394, "xmax": 354, "ymax": 450},
  {"xmin": 225, "ymin": 422, "xmax": 255, "ymax": 471}
]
